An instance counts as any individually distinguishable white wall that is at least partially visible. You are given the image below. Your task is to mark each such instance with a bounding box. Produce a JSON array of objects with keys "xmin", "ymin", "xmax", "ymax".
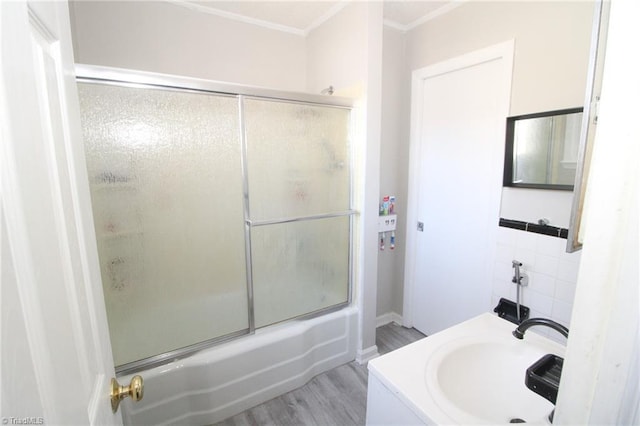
[
  {"xmin": 376, "ymin": 1, "xmax": 595, "ymax": 323},
  {"xmin": 405, "ymin": 1, "xmax": 594, "ymax": 116},
  {"xmin": 306, "ymin": 3, "xmax": 366, "ymax": 95},
  {"xmin": 307, "ymin": 2, "xmax": 384, "ymax": 361},
  {"xmin": 377, "ymin": 27, "xmax": 408, "ymax": 319},
  {"xmin": 70, "ymin": 1, "xmax": 307, "ymax": 91}
]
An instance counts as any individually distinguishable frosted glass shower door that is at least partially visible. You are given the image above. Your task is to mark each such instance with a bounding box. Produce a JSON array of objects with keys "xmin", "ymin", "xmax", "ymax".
[
  {"xmin": 78, "ymin": 83, "xmax": 248, "ymax": 367},
  {"xmin": 244, "ymin": 99, "xmax": 352, "ymax": 327}
]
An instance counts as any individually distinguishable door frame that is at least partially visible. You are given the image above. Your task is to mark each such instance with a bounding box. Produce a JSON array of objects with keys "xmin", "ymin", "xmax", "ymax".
[{"xmin": 402, "ymin": 40, "xmax": 514, "ymax": 328}]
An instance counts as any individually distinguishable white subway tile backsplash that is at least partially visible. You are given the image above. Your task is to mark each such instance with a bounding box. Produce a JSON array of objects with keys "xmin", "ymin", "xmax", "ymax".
[
  {"xmin": 525, "ymin": 290, "xmax": 554, "ymax": 316},
  {"xmin": 529, "ymin": 272, "xmax": 556, "ymax": 297},
  {"xmin": 506, "ymin": 283, "xmax": 517, "ymax": 301},
  {"xmin": 491, "ymin": 226, "xmax": 581, "ymax": 329},
  {"xmin": 536, "ymin": 234, "xmax": 564, "ymax": 257},
  {"xmin": 552, "ymin": 299, "xmax": 574, "ymax": 326},
  {"xmin": 557, "ymin": 259, "xmax": 581, "ymax": 283},
  {"xmin": 514, "ymin": 247, "xmax": 536, "ymax": 268},
  {"xmin": 546, "ymin": 329, "xmax": 569, "ymax": 344},
  {"xmin": 534, "ymin": 254, "xmax": 559, "ymax": 276},
  {"xmin": 529, "ymin": 308, "xmax": 547, "ymax": 320},
  {"xmin": 554, "ymin": 279, "xmax": 577, "ymax": 303},
  {"xmin": 516, "ymin": 231, "xmax": 538, "ymax": 251}
]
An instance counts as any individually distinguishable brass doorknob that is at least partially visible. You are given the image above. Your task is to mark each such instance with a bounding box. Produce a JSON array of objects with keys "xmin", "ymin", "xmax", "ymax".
[{"xmin": 110, "ymin": 375, "xmax": 144, "ymax": 413}]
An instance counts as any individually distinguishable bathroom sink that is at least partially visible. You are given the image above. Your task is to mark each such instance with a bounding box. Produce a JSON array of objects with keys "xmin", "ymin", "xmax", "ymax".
[
  {"xmin": 367, "ymin": 314, "xmax": 565, "ymax": 425},
  {"xmin": 425, "ymin": 336, "xmax": 557, "ymax": 424}
]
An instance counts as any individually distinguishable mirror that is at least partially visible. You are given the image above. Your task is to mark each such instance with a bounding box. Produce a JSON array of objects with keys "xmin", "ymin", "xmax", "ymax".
[{"xmin": 503, "ymin": 108, "xmax": 583, "ymax": 190}]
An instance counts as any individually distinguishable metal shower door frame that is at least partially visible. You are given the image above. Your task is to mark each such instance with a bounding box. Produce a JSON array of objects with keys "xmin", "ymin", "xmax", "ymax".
[{"xmin": 75, "ymin": 64, "xmax": 356, "ymax": 375}]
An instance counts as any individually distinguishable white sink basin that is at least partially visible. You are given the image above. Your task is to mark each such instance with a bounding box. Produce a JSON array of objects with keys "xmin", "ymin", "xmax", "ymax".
[
  {"xmin": 426, "ymin": 336, "xmax": 555, "ymax": 424},
  {"xmin": 367, "ymin": 313, "xmax": 566, "ymax": 425}
]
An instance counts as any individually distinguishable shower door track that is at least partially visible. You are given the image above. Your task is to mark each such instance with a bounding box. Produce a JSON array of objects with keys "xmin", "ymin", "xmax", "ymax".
[
  {"xmin": 75, "ymin": 64, "xmax": 356, "ymax": 375},
  {"xmin": 75, "ymin": 64, "xmax": 353, "ymax": 108}
]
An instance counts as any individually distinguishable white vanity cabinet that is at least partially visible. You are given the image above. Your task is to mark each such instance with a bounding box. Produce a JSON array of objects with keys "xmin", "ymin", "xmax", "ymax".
[{"xmin": 366, "ymin": 373, "xmax": 427, "ymax": 425}]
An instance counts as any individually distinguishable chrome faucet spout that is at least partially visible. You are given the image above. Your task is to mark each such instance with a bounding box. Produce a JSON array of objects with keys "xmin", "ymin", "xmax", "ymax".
[{"xmin": 513, "ymin": 318, "xmax": 569, "ymax": 339}]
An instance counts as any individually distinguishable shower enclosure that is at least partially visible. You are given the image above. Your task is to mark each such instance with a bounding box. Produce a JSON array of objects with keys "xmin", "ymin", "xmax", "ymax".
[{"xmin": 76, "ymin": 66, "xmax": 354, "ymax": 374}]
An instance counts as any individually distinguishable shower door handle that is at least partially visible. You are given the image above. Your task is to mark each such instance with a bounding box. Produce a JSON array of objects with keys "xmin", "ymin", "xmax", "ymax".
[{"xmin": 110, "ymin": 375, "xmax": 144, "ymax": 413}]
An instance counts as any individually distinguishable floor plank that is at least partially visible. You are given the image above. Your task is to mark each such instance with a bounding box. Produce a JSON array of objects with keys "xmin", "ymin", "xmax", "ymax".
[
  {"xmin": 376, "ymin": 322, "xmax": 427, "ymax": 356},
  {"xmin": 214, "ymin": 322, "xmax": 426, "ymax": 426}
]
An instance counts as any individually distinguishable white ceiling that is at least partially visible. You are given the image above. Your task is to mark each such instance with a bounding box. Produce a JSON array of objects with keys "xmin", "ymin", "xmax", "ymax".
[{"xmin": 178, "ymin": 1, "xmax": 457, "ymax": 35}]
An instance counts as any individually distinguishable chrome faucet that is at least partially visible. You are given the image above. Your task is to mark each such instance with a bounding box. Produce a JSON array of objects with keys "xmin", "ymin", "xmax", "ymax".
[{"xmin": 513, "ymin": 318, "xmax": 569, "ymax": 339}]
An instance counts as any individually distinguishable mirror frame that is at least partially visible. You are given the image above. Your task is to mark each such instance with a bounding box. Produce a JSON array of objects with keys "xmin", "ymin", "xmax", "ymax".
[
  {"xmin": 566, "ymin": 0, "xmax": 610, "ymax": 253},
  {"xmin": 503, "ymin": 107, "xmax": 583, "ymax": 191}
]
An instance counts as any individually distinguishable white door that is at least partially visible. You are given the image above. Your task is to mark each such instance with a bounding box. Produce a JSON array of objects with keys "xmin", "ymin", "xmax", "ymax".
[
  {"xmin": 1, "ymin": 1, "xmax": 122, "ymax": 424},
  {"xmin": 403, "ymin": 42, "xmax": 514, "ymax": 335}
]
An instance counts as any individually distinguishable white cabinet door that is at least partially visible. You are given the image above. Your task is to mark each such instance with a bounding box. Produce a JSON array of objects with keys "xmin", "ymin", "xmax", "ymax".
[{"xmin": 1, "ymin": 1, "xmax": 121, "ymax": 423}]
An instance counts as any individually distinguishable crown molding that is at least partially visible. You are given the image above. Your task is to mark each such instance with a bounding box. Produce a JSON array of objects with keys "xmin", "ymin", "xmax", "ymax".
[
  {"xmin": 305, "ymin": 1, "xmax": 350, "ymax": 36},
  {"xmin": 382, "ymin": 18, "xmax": 407, "ymax": 32},
  {"xmin": 165, "ymin": 0, "xmax": 307, "ymax": 36},
  {"xmin": 384, "ymin": 1, "xmax": 467, "ymax": 33},
  {"xmin": 167, "ymin": 0, "xmax": 464, "ymax": 37},
  {"xmin": 405, "ymin": 1, "xmax": 467, "ymax": 31}
]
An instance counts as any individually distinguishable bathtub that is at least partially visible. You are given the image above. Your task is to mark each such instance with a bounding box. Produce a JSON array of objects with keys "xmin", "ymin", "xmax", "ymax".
[
  {"xmin": 366, "ymin": 313, "xmax": 565, "ymax": 425},
  {"xmin": 120, "ymin": 306, "xmax": 358, "ymax": 425}
]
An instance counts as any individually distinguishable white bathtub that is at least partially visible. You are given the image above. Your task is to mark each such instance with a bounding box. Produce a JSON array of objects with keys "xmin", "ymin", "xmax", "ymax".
[
  {"xmin": 366, "ymin": 313, "xmax": 565, "ymax": 425},
  {"xmin": 120, "ymin": 306, "xmax": 358, "ymax": 425}
]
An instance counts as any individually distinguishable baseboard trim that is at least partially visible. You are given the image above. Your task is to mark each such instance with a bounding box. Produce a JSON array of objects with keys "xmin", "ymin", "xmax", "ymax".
[
  {"xmin": 356, "ymin": 344, "xmax": 379, "ymax": 364},
  {"xmin": 376, "ymin": 311, "xmax": 403, "ymax": 328}
]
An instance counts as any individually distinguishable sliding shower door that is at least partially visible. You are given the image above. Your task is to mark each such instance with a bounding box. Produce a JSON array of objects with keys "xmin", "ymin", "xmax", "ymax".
[
  {"xmin": 244, "ymin": 99, "xmax": 352, "ymax": 327},
  {"xmin": 78, "ymin": 83, "xmax": 249, "ymax": 367},
  {"xmin": 77, "ymin": 68, "xmax": 353, "ymax": 372}
]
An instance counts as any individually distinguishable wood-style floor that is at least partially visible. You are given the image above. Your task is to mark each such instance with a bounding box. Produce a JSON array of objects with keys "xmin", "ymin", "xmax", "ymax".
[{"xmin": 214, "ymin": 322, "xmax": 426, "ymax": 426}]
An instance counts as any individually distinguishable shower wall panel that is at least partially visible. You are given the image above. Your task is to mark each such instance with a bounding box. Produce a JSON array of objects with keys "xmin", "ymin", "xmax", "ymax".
[{"xmin": 78, "ymin": 83, "xmax": 249, "ymax": 366}]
